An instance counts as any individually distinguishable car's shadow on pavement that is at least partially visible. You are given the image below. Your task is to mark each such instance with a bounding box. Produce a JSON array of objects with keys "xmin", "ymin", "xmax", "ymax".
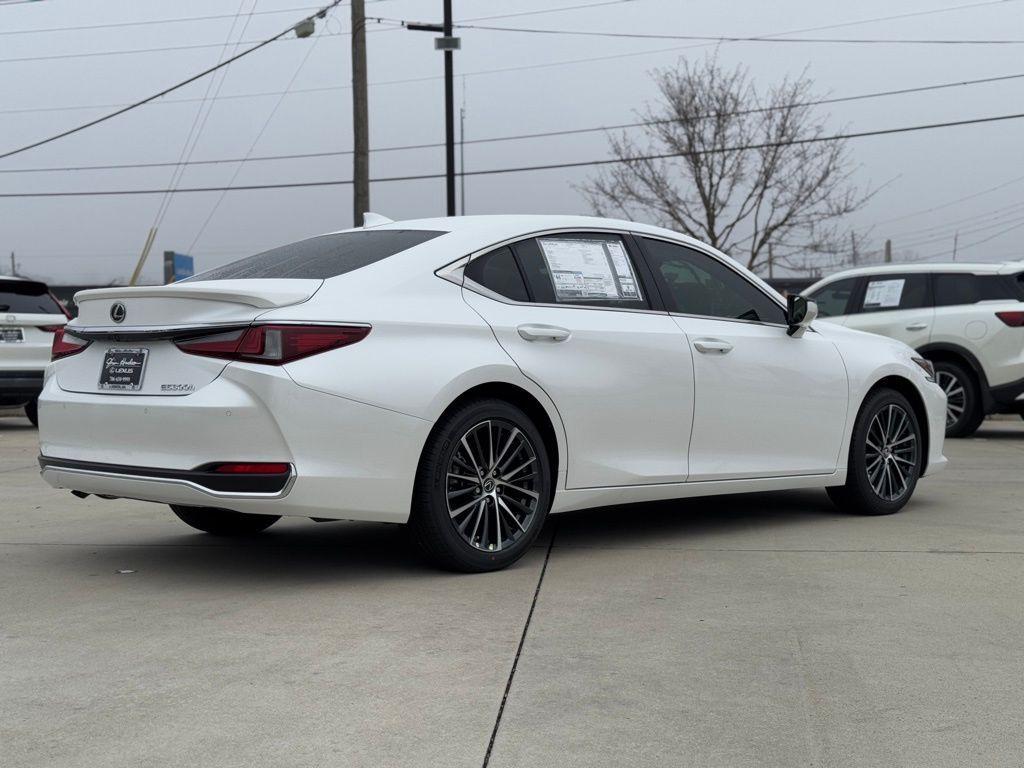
[
  {"xmin": 549, "ymin": 488, "xmax": 841, "ymax": 549},
  {"xmin": 49, "ymin": 490, "xmax": 844, "ymax": 583},
  {"xmin": 0, "ymin": 417, "xmax": 34, "ymax": 431}
]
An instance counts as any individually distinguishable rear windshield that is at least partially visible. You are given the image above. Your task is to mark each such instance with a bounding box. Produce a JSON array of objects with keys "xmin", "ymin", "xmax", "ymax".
[
  {"xmin": 187, "ymin": 230, "xmax": 446, "ymax": 281},
  {"xmin": 0, "ymin": 280, "xmax": 65, "ymax": 314}
]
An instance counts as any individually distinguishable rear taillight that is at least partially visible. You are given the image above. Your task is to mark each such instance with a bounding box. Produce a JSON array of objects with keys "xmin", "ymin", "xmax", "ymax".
[
  {"xmin": 209, "ymin": 462, "xmax": 290, "ymax": 474},
  {"xmin": 51, "ymin": 327, "xmax": 90, "ymax": 360},
  {"xmin": 996, "ymin": 311, "xmax": 1024, "ymax": 327},
  {"xmin": 40, "ymin": 325, "xmax": 63, "ymax": 333},
  {"xmin": 175, "ymin": 324, "xmax": 370, "ymax": 365}
]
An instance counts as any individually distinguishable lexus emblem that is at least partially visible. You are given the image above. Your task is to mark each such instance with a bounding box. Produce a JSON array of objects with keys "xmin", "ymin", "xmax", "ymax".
[{"xmin": 110, "ymin": 302, "xmax": 126, "ymax": 323}]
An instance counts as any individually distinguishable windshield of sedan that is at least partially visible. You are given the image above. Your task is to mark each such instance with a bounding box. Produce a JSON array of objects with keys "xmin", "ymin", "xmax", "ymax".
[{"xmin": 186, "ymin": 230, "xmax": 446, "ymax": 281}]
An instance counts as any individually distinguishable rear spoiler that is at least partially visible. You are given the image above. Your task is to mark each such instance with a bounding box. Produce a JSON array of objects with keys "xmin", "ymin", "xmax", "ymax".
[{"xmin": 74, "ymin": 279, "xmax": 322, "ymax": 309}]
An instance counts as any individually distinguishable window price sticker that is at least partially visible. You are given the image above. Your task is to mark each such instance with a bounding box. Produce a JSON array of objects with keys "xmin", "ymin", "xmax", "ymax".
[
  {"xmin": 538, "ymin": 238, "xmax": 642, "ymax": 301},
  {"xmin": 863, "ymin": 278, "xmax": 905, "ymax": 308}
]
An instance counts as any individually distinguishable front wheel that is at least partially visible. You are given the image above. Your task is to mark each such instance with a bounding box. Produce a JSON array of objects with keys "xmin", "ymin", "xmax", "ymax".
[
  {"xmin": 827, "ymin": 388, "xmax": 923, "ymax": 516},
  {"xmin": 170, "ymin": 505, "xmax": 280, "ymax": 535},
  {"xmin": 409, "ymin": 398, "xmax": 552, "ymax": 572}
]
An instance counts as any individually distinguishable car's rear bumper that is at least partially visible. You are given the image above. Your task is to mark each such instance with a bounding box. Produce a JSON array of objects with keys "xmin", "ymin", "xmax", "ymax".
[
  {"xmin": 0, "ymin": 370, "xmax": 44, "ymax": 405},
  {"xmin": 39, "ymin": 455, "xmax": 295, "ymax": 503},
  {"xmin": 38, "ymin": 363, "xmax": 432, "ymax": 523}
]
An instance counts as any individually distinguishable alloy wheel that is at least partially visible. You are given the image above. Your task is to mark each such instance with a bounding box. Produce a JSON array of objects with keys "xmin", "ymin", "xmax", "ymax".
[
  {"xmin": 445, "ymin": 419, "xmax": 540, "ymax": 552},
  {"xmin": 864, "ymin": 403, "xmax": 918, "ymax": 502},
  {"xmin": 936, "ymin": 369, "xmax": 966, "ymax": 428}
]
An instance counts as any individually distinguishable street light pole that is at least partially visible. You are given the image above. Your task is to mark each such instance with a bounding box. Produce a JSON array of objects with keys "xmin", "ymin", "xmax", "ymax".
[{"xmin": 407, "ymin": 5, "xmax": 460, "ymax": 217}]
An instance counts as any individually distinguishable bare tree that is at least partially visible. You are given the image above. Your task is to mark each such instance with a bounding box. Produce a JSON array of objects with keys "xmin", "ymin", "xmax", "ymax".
[{"xmin": 580, "ymin": 56, "xmax": 868, "ymax": 275}]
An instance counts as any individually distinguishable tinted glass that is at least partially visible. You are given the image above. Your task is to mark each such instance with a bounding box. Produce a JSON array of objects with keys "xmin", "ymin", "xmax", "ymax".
[
  {"xmin": 464, "ymin": 247, "xmax": 530, "ymax": 302},
  {"xmin": 188, "ymin": 230, "xmax": 445, "ymax": 281},
  {"xmin": 933, "ymin": 273, "xmax": 1017, "ymax": 306},
  {"xmin": 858, "ymin": 275, "xmax": 930, "ymax": 313},
  {"xmin": 512, "ymin": 233, "xmax": 650, "ymax": 309},
  {"xmin": 0, "ymin": 281, "xmax": 64, "ymax": 314},
  {"xmin": 640, "ymin": 238, "xmax": 786, "ymax": 324},
  {"xmin": 806, "ymin": 277, "xmax": 858, "ymax": 318}
]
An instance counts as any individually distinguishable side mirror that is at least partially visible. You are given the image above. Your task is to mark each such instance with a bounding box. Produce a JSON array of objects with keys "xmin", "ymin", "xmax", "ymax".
[{"xmin": 787, "ymin": 295, "xmax": 818, "ymax": 338}]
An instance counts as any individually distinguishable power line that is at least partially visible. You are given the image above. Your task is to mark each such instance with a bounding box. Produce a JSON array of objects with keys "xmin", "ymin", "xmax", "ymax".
[
  {"xmin": 6, "ymin": 0, "xmax": 1019, "ymax": 117},
  {"xmin": 5, "ymin": 108, "xmax": 1024, "ymax": 198},
  {"xmin": 0, "ymin": 5, "xmax": 324, "ymax": 35},
  {"xmin": 5, "ymin": 68, "xmax": 1024, "ymax": 175},
  {"xmin": 873, "ymin": 172, "xmax": 1024, "ymax": 226},
  {"xmin": 0, "ymin": 1, "xmax": 343, "ymax": 162},
  {"xmin": 445, "ymin": 21, "xmax": 1024, "ymax": 45}
]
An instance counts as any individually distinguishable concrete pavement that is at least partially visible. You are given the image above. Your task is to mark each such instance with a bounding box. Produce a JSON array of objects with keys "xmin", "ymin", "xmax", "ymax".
[{"xmin": 2, "ymin": 415, "xmax": 1022, "ymax": 767}]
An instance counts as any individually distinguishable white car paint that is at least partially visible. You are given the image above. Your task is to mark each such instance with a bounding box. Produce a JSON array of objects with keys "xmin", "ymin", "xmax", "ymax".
[
  {"xmin": 38, "ymin": 215, "xmax": 946, "ymax": 524},
  {"xmin": 1, "ymin": 277, "xmax": 67, "ymax": 410},
  {"xmin": 805, "ymin": 261, "xmax": 1024, "ymax": 412}
]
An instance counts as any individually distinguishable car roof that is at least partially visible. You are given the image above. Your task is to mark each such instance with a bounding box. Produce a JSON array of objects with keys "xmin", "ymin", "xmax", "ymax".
[
  {"xmin": 808, "ymin": 260, "xmax": 1024, "ymax": 288},
  {"xmin": 326, "ymin": 214, "xmax": 706, "ymax": 253}
]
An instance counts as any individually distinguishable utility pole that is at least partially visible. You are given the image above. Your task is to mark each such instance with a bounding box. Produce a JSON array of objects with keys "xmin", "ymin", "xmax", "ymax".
[
  {"xmin": 442, "ymin": 0, "xmax": 456, "ymax": 216},
  {"xmin": 850, "ymin": 232, "xmax": 858, "ymax": 266},
  {"xmin": 9, "ymin": 251, "xmax": 15, "ymax": 276},
  {"xmin": 351, "ymin": 0, "xmax": 369, "ymax": 226},
  {"xmin": 767, "ymin": 243, "xmax": 774, "ymax": 279},
  {"xmin": 459, "ymin": 79, "xmax": 466, "ymax": 215},
  {"xmin": 884, "ymin": 238, "xmax": 892, "ymax": 263},
  {"xmin": 952, "ymin": 231, "xmax": 959, "ymax": 261}
]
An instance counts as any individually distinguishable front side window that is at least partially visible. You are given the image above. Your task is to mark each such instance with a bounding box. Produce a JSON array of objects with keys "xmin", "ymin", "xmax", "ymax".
[
  {"xmin": 188, "ymin": 230, "xmax": 445, "ymax": 281},
  {"xmin": 858, "ymin": 275, "xmax": 930, "ymax": 313},
  {"xmin": 639, "ymin": 238, "xmax": 786, "ymax": 324},
  {"xmin": 806, "ymin": 277, "xmax": 859, "ymax": 318},
  {"xmin": 511, "ymin": 233, "xmax": 650, "ymax": 309}
]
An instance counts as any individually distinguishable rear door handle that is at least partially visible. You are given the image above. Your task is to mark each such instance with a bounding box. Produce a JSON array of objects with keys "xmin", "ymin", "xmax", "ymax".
[
  {"xmin": 905, "ymin": 323, "xmax": 929, "ymax": 331},
  {"xmin": 517, "ymin": 324, "xmax": 571, "ymax": 342},
  {"xmin": 693, "ymin": 338, "xmax": 733, "ymax": 354}
]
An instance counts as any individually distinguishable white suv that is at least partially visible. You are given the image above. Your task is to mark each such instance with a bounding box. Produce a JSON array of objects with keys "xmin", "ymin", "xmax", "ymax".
[
  {"xmin": 804, "ymin": 262, "xmax": 1024, "ymax": 437},
  {"xmin": 0, "ymin": 277, "xmax": 69, "ymax": 425}
]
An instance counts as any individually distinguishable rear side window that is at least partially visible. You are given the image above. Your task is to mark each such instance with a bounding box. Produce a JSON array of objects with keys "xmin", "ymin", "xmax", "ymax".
[
  {"xmin": 464, "ymin": 247, "xmax": 530, "ymax": 302},
  {"xmin": 933, "ymin": 274, "xmax": 1018, "ymax": 306},
  {"xmin": 188, "ymin": 230, "xmax": 445, "ymax": 281},
  {"xmin": 511, "ymin": 233, "xmax": 650, "ymax": 309},
  {"xmin": 858, "ymin": 275, "xmax": 930, "ymax": 313},
  {"xmin": 0, "ymin": 281, "xmax": 65, "ymax": 314},
  {"xmin": 806, "ymin": 277, "xmax": 858, "ymax": 318}
]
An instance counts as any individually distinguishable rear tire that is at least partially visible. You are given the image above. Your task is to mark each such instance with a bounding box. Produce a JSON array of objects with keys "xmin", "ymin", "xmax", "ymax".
[
  {"xmin": 24, "ymin": 398, "xmax": 38, "ymax": 427},
  {"xmin": 934, "ymin": 360, "xmax": 983, "ymax": 438},
  {"xmin": 827, "ymin": 388, "xmax": 923, "ymax": 516},
  {"xmin": 409, "ymin": 398, "xmax": 552, "ymax": 573},
  {"xmin": 170, "ymin": 505, "xmax": 280, "ymax": 536}
]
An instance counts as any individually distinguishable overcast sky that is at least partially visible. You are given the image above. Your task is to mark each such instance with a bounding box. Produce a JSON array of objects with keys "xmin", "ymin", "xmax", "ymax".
[{"xmin": 1, "ymin": 0, "xmax": 1022, "ymax": 284}]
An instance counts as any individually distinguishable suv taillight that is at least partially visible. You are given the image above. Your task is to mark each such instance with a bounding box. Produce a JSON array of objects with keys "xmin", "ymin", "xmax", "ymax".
[
  {"xmin": 175, "ymin": 324, "xmax": 370, "ymax": 365},
  {"xmin": 51, "ymin": 328, "xmax": 90, "ymax": 360},
  {"xmin": 995, "ymin": 311, "xmax": 1024, "ymax": 327}
]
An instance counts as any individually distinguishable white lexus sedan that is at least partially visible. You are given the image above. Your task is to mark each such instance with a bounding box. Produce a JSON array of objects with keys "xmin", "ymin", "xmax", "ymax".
[{"xmin": 38, "ymin": 215, "xmax": 947, "ymax": 571}]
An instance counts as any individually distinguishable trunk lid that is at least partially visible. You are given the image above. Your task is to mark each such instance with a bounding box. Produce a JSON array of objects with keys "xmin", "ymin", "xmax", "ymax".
[{"xmin": 57, "ymin": 279, "xmax": 321, "ymax": 396}]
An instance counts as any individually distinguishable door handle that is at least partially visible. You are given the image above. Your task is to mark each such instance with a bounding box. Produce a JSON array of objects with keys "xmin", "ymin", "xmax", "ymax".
[
  {"xmin": 517, "ymin": 324, "xmax": 571, "ymax": 342},
  {"xmin": 693, "ymin": 338, "xmax": 733, "ymax": 354},
  {"xmin": 905, "ymin": 323, "xmax": 929, "ymax": 331}
]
